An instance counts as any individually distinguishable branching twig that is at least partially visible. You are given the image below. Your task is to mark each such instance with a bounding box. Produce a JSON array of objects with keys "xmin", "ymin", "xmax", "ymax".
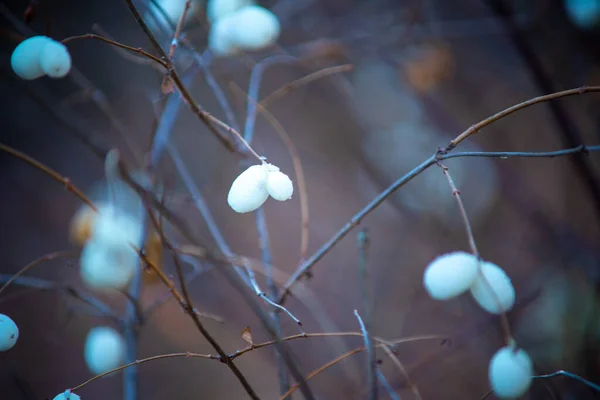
[
  {"xmin": 279, "ymin": 88, "xmax": 600, "ymax": 305},
  {"xmin": 380, "ymin": 343, "xmax": 421, "ymax": 400}
]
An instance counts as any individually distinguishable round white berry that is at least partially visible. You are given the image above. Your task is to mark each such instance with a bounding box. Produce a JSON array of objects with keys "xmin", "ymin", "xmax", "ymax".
[
  {"xmin": 489, "ymin": 345, "xmax": 533, "ymax": 398},
  {"xmin": 469, "ymin": 261, "xmax": 515, "ymax": 314},
  {"xmin": 84, "ymin": 326, "xmax": 125, "ymax": 374},
  {"xmin": 266, "ymin": 167, "xmax": 293, "ymax": 201},
  {"xmin": 207, "ymin": 0, "xmax": 254, "ymax": 22},
  {"xmin": 10, "ymin": 36, "xmax": 53, "ymax": 80},
  {"xmin": 92, "ymin": 205, "xmax": 144, "ymax": 250},
  {"xmin": 80, "ymin": 239, "xmax": 138, "ymax": 291},
  {"xmin": 230, "ymin": 5, "xmax": 280, "ymax": 51},
  {"xmin": 423, "ymin": 251, "xmax": 480, "ymax": 300},
  {"xmin": 208, "ymin": 13, "xmax": 239, "ymax": 57},
  {"xmin": 39, "ymin": 40, "xmax": 71, "ymax": 78},
  {"xmin": 227, "ymin": 164, "xmax": 270, "ymax": 213},
  {"xmin": 53, "ymin": 390, "xmax": 81, "ymax": 400},
  {"xmin": 0, "ymin": 313, "xmax": 19, "ymax": 351}
]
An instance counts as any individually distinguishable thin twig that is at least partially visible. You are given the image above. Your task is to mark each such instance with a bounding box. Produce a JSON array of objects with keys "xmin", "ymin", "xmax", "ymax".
[
  {"xmin": 0, "ymin": 142, "xmax": 96, "ymax": 210},
  {"xmin": 279, "ymin": 347, "xmax": 365, "ymax": 400},
  {"xmin": 355, "ymin": 309, "xmax": 378, "ymax": 400},
  {"xmin": 376, "ymin": 370, "xmax": 401, "ymax": 400},
  {"xmin": 448, "ymin": 86, "xmax": 600, "ymax": 149},
  {"xmin": 62, "ymin": 34, "xmax": 168, "ymax": 68},
  {"xmin": 380, "ymin": 344, "xmax": 421, "ymax": 400},
  {"xmin": 167, "ymin": 0, "xmax": 191, "ymax": 60},
  {"xmin": 0, "ymin": 275, "xmax": 120, "ymax": 322},
  {"xmin": 260, "ymin": 64, "xmax": 353, "ymax": 109},
  {"xmin": 438, "ymin": 162, "xmax": 513, "ymax": 344},
  {"xmin": 0, "ymin": 250, "xmax": 76, "ymax": 297},
  {"xmin": 357, "ymin": 229, "xmax": 377, "ymax": 400}
]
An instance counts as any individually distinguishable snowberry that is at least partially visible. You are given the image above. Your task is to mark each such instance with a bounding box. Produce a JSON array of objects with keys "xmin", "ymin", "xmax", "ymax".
[
  {"xmin": 92, "ymin": 205, "xmax": 144, "ymax": 250},
  {"xmin": 84, "ymin": 326, "xmax": 125, "ymax": 374},
  {"xmin": 423, "ymin": 251, "xmax": 480, "ymax": 300},
  {"xmin": 266, "ymin": 165, "xmax": 293, "ymax": 201},
  {"xmin": 0, "ymin": 313, "xmax": 19, "ymax": 351},
  {"xmin": 10, "ymin": 36, "xmax": 53, "ymax": 80},
  {"xmin": 53, "ymin": 390, "xmax": 81, "ymax": 400},
  {"xmin": 230, "ymin": 5, "xmax": 280, "ymax": 51},
  {"xmin": 40, "ymin": 40, "xmax": 72, "ymax": 78},
  {"xmin": 208, "ymin": 13, "xmax": 239, "ymax": 57},
  {"xmin": 227, "ymin": 164, "xmax": 270, "ymax": 213},
  {"xmin": 489, "ymin": 345, "xmax": 533, "ymax": 398},
  {"xmin": 565, "ymin": 0, "xmax": 600, "ymax": 29},
  {"xmin": 207, "ymin": 0, "xmax": 254, "ymax": 23},
  {"xmin": 80, "ymin": 239, "xmax": 139, "ymax": 291},
  {"xmin": 469, "ymin": 261, "xmax": 515, "ymax": 314}
]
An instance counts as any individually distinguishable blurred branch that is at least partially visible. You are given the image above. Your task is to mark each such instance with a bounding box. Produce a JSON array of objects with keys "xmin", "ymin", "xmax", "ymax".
[
  {"xmin": 0, "ymin": 274, "xmax": 121, "ymax": 322},
  {"xmin": 243, "ymin": 55, "xmax": 298, "ymax": 144}
]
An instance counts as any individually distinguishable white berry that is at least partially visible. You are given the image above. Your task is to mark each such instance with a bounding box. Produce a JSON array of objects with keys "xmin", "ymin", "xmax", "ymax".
[
  {"xmin": 208, "ymin": 13, "xmax": 239, "ymax": 57},
  {"xmin": 423, "ymin": 251, "xmax": 480, "ymax": 300},
  {"xmin": 0, "ymin": 313, "xmax": 19, "ymax": 351},
  {"xmin": 92, "ymin": 205, "xmax": 144, "ymax": 250},
  {"xmin": 10, "ymin": 36, "xmax": 53, "ymax": 80},
  {"xmin": 40, "ymin": 40, "xmax": 71, "ymax": 78},
  {"xmin": 227, "ymin": 164, "xmax": 270, "ymax": 213},
  {"xmin": 84, "ymin": 326, "xmax": 125, "ymax": 374},
  {"xmin": 489, "ymin": 345, "xmax": 533, "ymax": 398},
  {"xmin": 80, "ymin": 239, "xmax": 139, "ymax": 291},
  {"xmin": 469, "ymin": 261, "xmax": 515, "ymax": 314},
  {"xmin": 53, "ymin": 390, "xmax": 81, "ymax": 400},
  {"xmin": 207, "ymin": 0, "xmax": 254, "ymax": 22},
  {"xmin": 266, "ymin": 166, "xmax": 293, "ymax": 201},
  {"xmin": 230, "ymin": 5, "xmax": 280, "ymax": 51}
]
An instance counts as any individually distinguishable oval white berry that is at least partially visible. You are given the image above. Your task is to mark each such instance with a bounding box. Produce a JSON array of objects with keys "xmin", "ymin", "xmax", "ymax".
[
  {"xmin": 84, "ymin": 326, "xmax": 125, "ymax": 374},
  {"xmin": 53, "ymin": 391, "xmax": 81, "ymax": 400},
  {"xmin": 230, "ymin": 5, "xmax": 280, "ymax": 51},
  {"xmin": 208, "ymin": 13, "xmax": 239, "ymax": 57},
  {"xmin": 489, "ymin": 345, "xmax": 533, "ymax": 398},
  {"xmin": 423, "ymin": 251, "xmax": 480, "ymax": 300},
  {"xmin": 469, "ymin": 261, "xmax": 515, "ymax": 314},
  {"xmin": 80, "ymin": 239, "xmax": 138, "ymax": 291},
  {"xmin": 40, "ymin": 40, "xmax": 71, "ymax": 78},
  {"xmin": 10, "ymin": 36, "xmax": 53, "ymax": 80},
  {"xmin": 227, "ymin": 164, "xmax": 270, "ymax": 213},
  {"xmin": 0, "ymin": 313, "xmax": 19, "ymax": 351},
  {"xmin": 266, "ymin": 167, "xmax": 293, "ymax": 201},
  {"xmin": 207, "ymin": 0, "xmax": 254, "ymax": 22}
]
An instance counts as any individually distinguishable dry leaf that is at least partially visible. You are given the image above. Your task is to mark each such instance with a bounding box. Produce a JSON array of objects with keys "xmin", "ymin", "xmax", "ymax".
[{"xmin": 241, "ymin": 326, "xmax": 253, "ymax": 345}]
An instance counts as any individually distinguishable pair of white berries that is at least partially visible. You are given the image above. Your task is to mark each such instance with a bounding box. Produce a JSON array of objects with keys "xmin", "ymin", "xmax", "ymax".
[
  {"xmin": 0, "ymin": 313, "xmax": 19, "ymax": 352},
  {"xmin": 424, "ymin": 251, "xmax": 531, "ymax": 398},
  {"xmin": 423, "ymin": 251, "xmax": 515, "ymax": 313},
  {"xmin": 208, "ymin": 0, "xmax": 281, "ymax": 56},
  {"xmin": 11, "ymin": 36, "xmax": 72, "ymax": 80},
  {"xmin": 79, "ymin": 151, "xmax": 145, "ymax": 291},
  {"xmin": 79, "ymin": 204, "xmax": 144, "ymax": 291},
  {"xmin": 227, "ymin": 163, "xmax": 293, "ymax": 213}
]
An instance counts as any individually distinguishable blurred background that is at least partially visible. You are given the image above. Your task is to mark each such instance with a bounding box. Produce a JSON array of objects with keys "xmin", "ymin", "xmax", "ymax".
[{"xmin": 2, "ymin": 0, "xmax": 600, "ymax": 398}]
